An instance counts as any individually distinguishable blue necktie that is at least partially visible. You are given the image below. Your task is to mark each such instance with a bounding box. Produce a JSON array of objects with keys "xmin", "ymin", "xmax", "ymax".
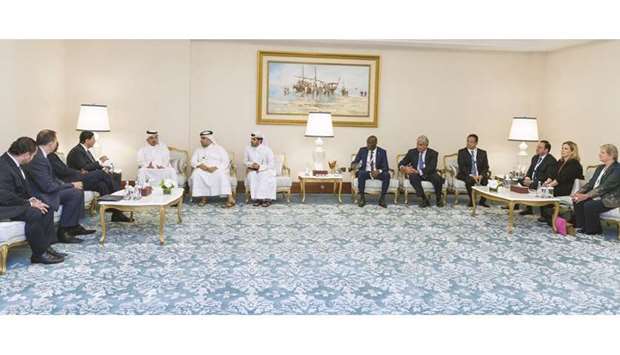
[
  {"xmin": 470, "ymin": 151, "xmax": 478, "ymax": 176},
  {"xmin": 417, "ymin": 152, "xmax": 424, "ymax": 175}
]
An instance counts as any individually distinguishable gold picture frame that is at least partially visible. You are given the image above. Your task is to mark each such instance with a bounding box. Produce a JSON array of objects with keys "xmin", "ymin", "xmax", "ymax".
[{"xmin": 257, "ymin": 51, "xmax": 380, "ymax": 127}]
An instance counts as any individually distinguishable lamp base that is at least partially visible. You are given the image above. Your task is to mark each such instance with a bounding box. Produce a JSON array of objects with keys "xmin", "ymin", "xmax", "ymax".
[{"xmin": 312, "ymin": 137, "xmax": 326, "ymax": 171}]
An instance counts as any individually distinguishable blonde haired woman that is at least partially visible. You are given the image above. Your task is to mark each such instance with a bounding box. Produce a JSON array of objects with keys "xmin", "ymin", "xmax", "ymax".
[
  {"xmin": 572, "ymin": 144, "xmax": 620, "ymax": 234},
  {"xmin": 540, "ymin": 141, "xmax": 584, "ymax": 224}
]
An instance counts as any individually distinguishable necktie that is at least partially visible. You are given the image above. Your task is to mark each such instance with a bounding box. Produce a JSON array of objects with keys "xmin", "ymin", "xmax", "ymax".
[
  {"xmin": 417, "ymin": 152, "xmax": 424, "ymax": 175},
  {"xmin": 370, "ymin": 150, "xmax": 375, "ymax": 171},
  {"xmin": 470, "ymin": 151, "xmax": 478, "ymax": 176},
  {"xmin": 532, "ymin": 156, "xmax": 543, "ymax": 181}
]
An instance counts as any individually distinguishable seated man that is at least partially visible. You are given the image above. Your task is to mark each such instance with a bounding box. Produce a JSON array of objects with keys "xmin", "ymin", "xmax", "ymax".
[
  {"xmin": 398, "ymin": 135, "xmax": 445, "ymax": 208},
  {"xmin": 25, "ymin": 129, "xmax": 95, "ymax": 244},
  {"xmin": 66, "ymin": 130, "xmax": 111, "ymax": 172},
  {"xmin": 244, "ymin": 132, "xmax": 276, "ymax": 207},
  {"xmin": 457, "ymin": 133, "xmax": 490, "ymax": 207},
  {"xmin": 519, "ymin": 140, "xmax": 557, "ymax": 215},
  {"xmin": 351, "ymin": 135, "xmax": 390, "ymax": 208},
  {"xmin": 0, "ymin": 137, "xmax": 64, "ymax": 264},
  {"xmin": 189, "ymin": 130, "xmax": 235, "ymax": 208},
  {"xmin": 49, "ymin": 145, "xmax": 131, "ymax": 222},
  {"xmin": 136, "ymin": 130, "xmax": 178, "ymax": 186}
]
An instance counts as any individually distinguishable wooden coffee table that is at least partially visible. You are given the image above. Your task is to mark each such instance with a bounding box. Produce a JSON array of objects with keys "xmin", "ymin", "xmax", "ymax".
[
  {"xmin": 298, "ymin": 173, "xmax": 343, "ymax": 203},
  {"xmin": 98, "ymin": 188, "xmax": 184, "ymax": 245},
  {"xmin": 472, "ymin": 186, "xmax": 561, "ymax": 234}
]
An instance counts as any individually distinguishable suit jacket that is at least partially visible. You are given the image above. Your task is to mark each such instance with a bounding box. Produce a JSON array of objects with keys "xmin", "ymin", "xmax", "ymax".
[
  {"xmin": 352, "ymin": 147, "xmax": 389, "ymax": 173},
  {"xmin": 526, "ymin": 154, "xmax": 557, "ymax": 184},
  {"xmin": 48, "ymin": 152, "xmax": 82, "ymax": 182},
  {"xmin": 456, "ymin": 147, "xmax": 489, "ymax": 180},
  {"xmin": 66, "ymin": 144, "xmax": 102, "ymax": 171},
  {"xmin": 398, "ymin": 148, "xmax": 440, "ymax": 177},
  {"xmin": 553, "ymin": 159, "xmax": 584, "ymax": 197},
  {"xmin": 24, "ymin": 147, "xmax": 74, "ymax": 210},
  {"xmin": 578, "ymin": 161, "xmax": 620, "ymax": 208},
  {"xmin": 0, "ymin": 153, "xmax": 33, "ymax": 220}
]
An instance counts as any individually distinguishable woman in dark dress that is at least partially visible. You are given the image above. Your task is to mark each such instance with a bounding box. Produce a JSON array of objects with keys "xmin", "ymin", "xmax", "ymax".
[{"xmin": 540, "ymin": 141, "xmax": 584, "ymax": 224}]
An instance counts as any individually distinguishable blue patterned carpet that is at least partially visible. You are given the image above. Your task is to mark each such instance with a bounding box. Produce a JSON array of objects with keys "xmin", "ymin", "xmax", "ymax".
[{"xmin": 1, "ymin": 194, "xmax": 619, "ymax": 315}]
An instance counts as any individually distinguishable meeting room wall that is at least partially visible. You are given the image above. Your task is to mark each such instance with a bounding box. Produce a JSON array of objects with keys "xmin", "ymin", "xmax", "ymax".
[
  {"xmin": 0, "ymin": 40, "xmax": 65, "ymax": 150},
  {"xmin": 191, "ymin": 40, "xmax": 545, "ymax": 180},
  {"xmin": 2, "ymin": 39, "xmax": 550, "ymax": 180},
  {"xmin": 542, "ymin": 40, "xmax": 620, "ymax": 169}
]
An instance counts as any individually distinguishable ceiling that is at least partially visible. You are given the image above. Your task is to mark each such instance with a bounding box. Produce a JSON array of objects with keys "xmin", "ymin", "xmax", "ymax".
[{"xmin": 241, "ymin": 39, "xmax": 596, "ymax": 52}]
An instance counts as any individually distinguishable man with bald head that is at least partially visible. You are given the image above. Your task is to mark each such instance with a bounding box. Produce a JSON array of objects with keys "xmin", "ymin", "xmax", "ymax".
[{"xmin": 351, "ymin": 135, "xmax": 390, "ymax": 208}]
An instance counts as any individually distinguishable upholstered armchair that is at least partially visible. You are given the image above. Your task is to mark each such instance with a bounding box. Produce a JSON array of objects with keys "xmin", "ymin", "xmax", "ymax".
[
  {"xmin": 349, "ymin": 153, "xmax": 399, "ymax": 203},
  {"xmin": 244, "ymin": 153, "xmax": 292, "ymax": 203},
  {"xmin": 585, "ymin": 165, "xmax": 620, "ymax": 238},
  {"xmin": 168, "ymin": 146, "xmax": 190, "ymax": 189},
  {"xmin": 443, "ymin": 153, "xmax": 494, "ymax": 206},
  {"xmin": 396, "ymin": 153, "xmax": 448, "ymax": 205}
]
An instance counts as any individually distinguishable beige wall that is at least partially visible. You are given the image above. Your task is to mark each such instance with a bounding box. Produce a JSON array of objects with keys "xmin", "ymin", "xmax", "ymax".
[
  {"xmin": 191, "ymin": 40, "xmax": 545, "ymax": 179},
  {"xmin": 542, "ymin": 40, "xmax": 620, "ymax": 168},
  {"xmin": 0, "ymin": 40, "xmax": 65, "ymax": 149},
  {"xmin": 62, "ymin": 40, "xmax": 191, "ymax": 178},
  {"xmin": 7, "ymin": 40, "xmax": 617, "ymax": 182}
]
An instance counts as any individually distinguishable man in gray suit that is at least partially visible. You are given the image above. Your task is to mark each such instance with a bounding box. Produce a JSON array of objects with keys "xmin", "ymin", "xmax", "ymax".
[{"xmin": 24, "ymin": 130, "xmax": 95, "ymax": 244}]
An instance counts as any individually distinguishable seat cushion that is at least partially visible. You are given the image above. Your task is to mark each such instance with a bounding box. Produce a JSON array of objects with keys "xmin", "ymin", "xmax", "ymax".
[
  {"xmin": 353, "ymin": 178, "xmax": 399, "ymax": 191},
  {"xmin": 84, "ymin": 191, "xmax": 99, "ymax": 207},
  {"xmin": 400, "ymin": 178, "xmax": 447, "ymax": 193},
  {"xmin": 0, "ymin": 221, "xmax": 27, "ymax": 244},
  {"xmin": 453, "ymin": 179, "xmax": 467, "ymax": 191},
  {"xmin": 276, "ymin": 176, "xmax": 292, "ymax": 188},
  {"xmin": 230, "ymin": 176, "xmax": 238, "ymax": 188},
  {"xmin": 176, "ymin": 174, "xmax": 187, "ymax": 188},
  {"xmin": 601, "ymin": 208, "xmax": 620, "ymax": 220}
]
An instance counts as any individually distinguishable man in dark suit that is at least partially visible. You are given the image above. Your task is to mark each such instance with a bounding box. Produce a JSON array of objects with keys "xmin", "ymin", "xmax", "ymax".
[
  {"xmin": 49, "ymin": 145, "xmax": 130, "ymax": 222},
  {"xmin": 398, "ymin": 135, "xmax": 445, "ymax": 208},
  {"xmin": 66, "ymin": 130, "xmax": 110, "ymax": 172},
  {"xmin": 24, "ymin": 130, "xmax": 95, "ymax": 244},
  {"xmin": 519, "ymin": 140, "xmax": 558, "ymax": 215},
  {"xmin": 457, "ymin": 134, "xmax": 490, "ymax": 207},
  {"xmin": 571, "ymin": 144, "xmax": 620, "ymax": 235},
  {"xmin": 0, "ymin": 137, "xmax": 64, "ymax": 264},
  {"xmin": 351, "ymin": 135, "xmax": 391, "ymax": 208}
]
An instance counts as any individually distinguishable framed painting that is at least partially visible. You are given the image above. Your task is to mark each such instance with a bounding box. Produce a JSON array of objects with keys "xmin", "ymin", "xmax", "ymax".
[{"xmin": 257, "ymin": 51, "xmax": 380, "ymax": 127}]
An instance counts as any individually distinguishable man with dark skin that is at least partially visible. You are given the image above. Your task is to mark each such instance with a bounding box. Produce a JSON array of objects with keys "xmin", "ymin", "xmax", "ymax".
[{"xmin": 351, "ymin": 135, "xmax": 391, "ymax": 208}]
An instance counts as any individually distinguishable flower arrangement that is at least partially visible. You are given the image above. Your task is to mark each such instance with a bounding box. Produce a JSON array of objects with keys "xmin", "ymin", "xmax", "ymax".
[{"xmin": 160, "ymin": 179, "xmax": 175, "ymax": 195}]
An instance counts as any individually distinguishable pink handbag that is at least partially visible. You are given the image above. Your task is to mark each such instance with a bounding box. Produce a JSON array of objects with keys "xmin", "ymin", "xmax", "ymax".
[{"xmin": 555, "ymin": 216, "xmax": 567, "ymax": 235}]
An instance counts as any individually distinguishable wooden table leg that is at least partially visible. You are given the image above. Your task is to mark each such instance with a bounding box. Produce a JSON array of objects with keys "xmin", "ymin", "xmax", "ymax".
[
  {"xmin": 471, "ymin": 190, "xmax": 478, "ymax": 216},
  {"xmin": 337, "ymin": 180, "xmax": 343, "ymax": 203},
  {"xmin": 99, "ymin": 205, "xmax": 107, "ymax": 245},
  {"xmin": 507, "ymin": 202, "xmax": 515, "ymax": 233},
  {"xmin": 159, "ymin": 206, "xmax": 165, "ymax": 245},
  {"xmin": 301, "ymin": 179, "xmax": 306, "ymax": 203},
  {"xmin": 176, "ymin": 198, "xmax": 182, "ymax": 223},
  {"xmin": 551, "ymin": 202, "xmax": 559, "ymax": 233}
]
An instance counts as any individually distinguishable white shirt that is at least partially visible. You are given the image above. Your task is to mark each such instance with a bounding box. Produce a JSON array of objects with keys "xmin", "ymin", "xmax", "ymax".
[
  {"xmin": 468, "ymin": 149, "xmax": 478, "ymax": 176},
  {"xmin": 365, "ymin": 148, "xmax": 378, "ymax": 172},
  {"xmin": 138, "ymin": 143, "xmax": 171, "ymax": 168},
  {"xmin": 8, "ymin": 153, "xmax": 25, "ymax": 179}
]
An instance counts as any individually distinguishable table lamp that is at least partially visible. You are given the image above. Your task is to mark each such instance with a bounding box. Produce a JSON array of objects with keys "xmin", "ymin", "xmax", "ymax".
[
  {"xmin": 508, "ymin": 116, "xmax": 539, "ymax": 172},
  {"xmin": 76, "ymin": 104, "xmax": 111, "ymax": 159},
  {"xmin": 304, "ymin": 112, "xmax": 334, "ymax": 171}
]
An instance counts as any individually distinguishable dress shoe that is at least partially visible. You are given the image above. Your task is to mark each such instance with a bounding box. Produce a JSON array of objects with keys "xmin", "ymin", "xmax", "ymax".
[
  {"xmin": 111, "ymin": 211, "xmax": 132, "ymax": 222},
  {"xmin": 378, "ymin": 197, "xmax": 386, "ymax": 208},
  {"xmin": 537, "ymin": 217, "xmax": 547, "ymax": 223},
  {"xmin": 47, "ymin": 246, "xmax": 68, "ymax": 258},
  {"xmin": 31, "ymin": 252, "xmax": 64, "ymax": 265},
  {"xmin": 70, "ymin": 225, "xmax": 96, "ymax": 236},
  {"xmin": 253, "ymin": 200, "xmax": 263, "ymax": 207},
  {"xmin": 358, "ymin": 196, "xmax": 366, "ymax": 207},
  {"xmin": 479, "ymin": 200, "xmax": 490, "ymax": 208},
  {"xmin": 57, "ymin": 228, "xmax": 84, "ymax": 244},
  {"xmin": 419, "ymin": 199, "xmax": 431, "ymax": 208},
  {"xmin": 519, "ymin": 207, "xmax": 534, "ymax": 216}
]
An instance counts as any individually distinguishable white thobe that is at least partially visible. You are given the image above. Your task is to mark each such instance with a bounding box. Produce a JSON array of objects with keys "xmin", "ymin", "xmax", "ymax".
[
  {"xmin": 245, "ymin": 145, "xmax": 276, "ymax": 200},
  {"xmin": 189, "ymin": 144, "xmax": 232, "ymax": 197},
  {"xmin": 137, "ymin": 143, "xmax": 177, "ymax": 186}
]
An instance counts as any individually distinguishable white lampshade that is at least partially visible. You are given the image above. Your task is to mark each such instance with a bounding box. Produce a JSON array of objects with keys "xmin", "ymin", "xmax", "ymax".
[
  {"xmin": 304, "ymin": 112, "xmax": 334, "ymax": 138},
  {"xmin": 77, "ymin": 104, "xmax": 110, "ymax": 132},
  {"xmin": 508, "ymin": 116, "xmax": 538, "ymax": 142}
]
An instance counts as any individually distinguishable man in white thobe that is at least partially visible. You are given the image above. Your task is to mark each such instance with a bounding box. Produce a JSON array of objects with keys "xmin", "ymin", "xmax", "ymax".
[
  {"xmin": 137, "ymin": 130, "xmax": 178, "ymax": 186},
  {"xmin": 245, "ymin": 131, "xmax": 276, "ymax": 207},
  {"xmin": 189, "ymin": 130, "xmax": 235, "ymax": 207}
]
